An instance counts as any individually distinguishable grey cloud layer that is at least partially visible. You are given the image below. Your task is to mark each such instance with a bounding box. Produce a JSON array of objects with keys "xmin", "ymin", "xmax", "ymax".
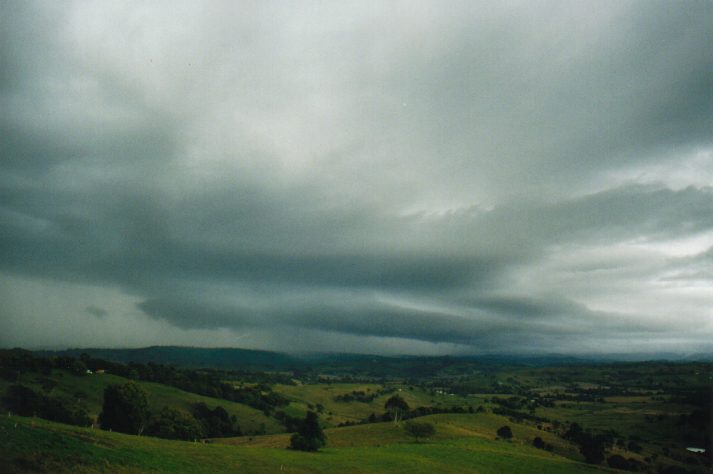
[{"xmin": 1, "ymin": 1, "xmax": 712, "ymax": 352}]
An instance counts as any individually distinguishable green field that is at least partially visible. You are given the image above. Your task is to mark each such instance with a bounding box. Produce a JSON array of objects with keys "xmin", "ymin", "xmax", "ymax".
[
  {"xmin": 0, "ymin": 415, "xmax": 612, "ymax": 473},
  {"xmin": 1, "ymin": 350, "xmax": 710, "ymax": 473},
  {"xmin": 272, "ymin": 383, "xmax": 476, "ymax": 427}
]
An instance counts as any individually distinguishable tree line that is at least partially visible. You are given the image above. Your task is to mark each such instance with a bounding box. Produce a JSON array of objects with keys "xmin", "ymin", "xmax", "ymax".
[{"xmin": 0, "ymin": 349, "xmax": 289, "ymax": 415}]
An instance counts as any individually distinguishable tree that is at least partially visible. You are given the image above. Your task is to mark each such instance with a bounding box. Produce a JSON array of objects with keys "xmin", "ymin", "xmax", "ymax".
[
  {"xmin": 99, "ymin": 382, "xmax": 149, "ymax": 435},
  {"xmin": 3, "ymin": 384, "xmax": 90, "ymax": 426},
  {"xmin": 70, "ymin": 360, "xmax": 88, "ymax": 376},
  {"xmin": 496, "ymin": 425, "xmax": 513, "ymax": 439},
  {"xmin": 290, "ymin": 411, "xmax": 326, "ymax": 451},
  {"xmin": 145, "ymin": 407, "xmax": 205, "ymax": 440},
  {"xmin": 191, "ymin": 402, "xmax": 241, "ymax": 437},
  {"xmin": 385, "ymin": 394, "xmax": 410, "ymax": 424},
  {"xmin": 3, "ymin": 384, "xmax": 42, "ymax": 416},
  {"xmin": 579, "ymin": 434, "xmax": 606, "ymax": 464},
  {"xmin": 404, "ymin": 421, "xmax": 435, "ymax": 443},
  {"xmin": 607, "ymin": 455, "xmax": 635, "ymax": 471}
]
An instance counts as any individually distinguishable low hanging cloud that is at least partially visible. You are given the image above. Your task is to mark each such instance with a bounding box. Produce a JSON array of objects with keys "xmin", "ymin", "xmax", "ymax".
[
  {"xmin": 1, "ymin": 0, "xmax": 712, "ymax": 353},
  {"xmin": 85, "ymin": 305, "xmax": 108, "ymax": 319}
]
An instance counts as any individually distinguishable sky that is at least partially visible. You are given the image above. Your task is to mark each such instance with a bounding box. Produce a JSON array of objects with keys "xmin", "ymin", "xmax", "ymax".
[{"xmin": 1, "ymin": 0, "xmax": 712, "ymax": 355}]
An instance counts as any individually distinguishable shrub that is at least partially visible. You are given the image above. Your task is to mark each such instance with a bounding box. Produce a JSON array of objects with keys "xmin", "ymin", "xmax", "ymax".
[
  {"xmin": 497, "ymin": 425, "xmax": 513, "ymax": 439},
  {"xmin": 404, "ymin": 421, "xmax": 436, "ymax": 442},
  {"xmin": 606, "ymin": 454, "xmax": 645, "ymax": 471}
]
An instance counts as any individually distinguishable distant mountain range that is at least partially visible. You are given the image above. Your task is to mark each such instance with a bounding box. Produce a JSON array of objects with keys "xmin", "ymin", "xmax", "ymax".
[
  {"xmin": 34, "ymin": 346, "xmax": 298, "ymax": 371},
  {"xmin": 32, "ymin": 346, "xmax": 713, "ymax": 372}
]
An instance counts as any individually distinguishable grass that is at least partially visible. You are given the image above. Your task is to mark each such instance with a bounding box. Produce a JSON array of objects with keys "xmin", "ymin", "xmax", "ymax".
[
  {"xmin": 3, "ymin": 360, "xmax": 709, "ymax": 473},
  {"xmin": 273, "ymin": 383, "xmax": 477, "ymax": 427},
  {"xmin": 216, "ymin": 412, "xmax": 584, "ymax": 463},
  {"xmin": 0, "ymin": 414, "xmax": 612, "ymax": 473}
]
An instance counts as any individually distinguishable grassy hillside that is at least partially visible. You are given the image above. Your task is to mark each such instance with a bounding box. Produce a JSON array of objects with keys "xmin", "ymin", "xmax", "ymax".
[
  {"xmin": 0, "ymin": 370, "xmax": 283, "ymax": 435},
  {"xmin": 217, "ymin": 413, "xmax": 582, "ymax": 461},
  {"xmin": 0, "ymin": 414, "xmax": 611, "ymax": 473},
  {"xmin": 1, "ymin": 349, "xmax": 710, "ymax": 473},
  {"xmin": 273, "ymin": 383, "xmax": 477, "ymax": 427}
]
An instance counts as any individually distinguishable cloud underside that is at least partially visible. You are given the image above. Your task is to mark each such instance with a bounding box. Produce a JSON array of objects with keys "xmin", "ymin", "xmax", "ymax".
[{"xmin": 1, "ymin": 0, "xmax": 712, "ymax": 352}]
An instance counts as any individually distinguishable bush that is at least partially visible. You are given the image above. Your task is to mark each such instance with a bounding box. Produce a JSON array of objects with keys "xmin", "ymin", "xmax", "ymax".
[
  {"xmin": 497, "ymin": 425, "xmax": 513, "ymax": 439},
  {"xmin": 627, "ymin": 440, "xmax": 643, "ymax": 453},
  {"xmin": 404, "ymin": 421, "xmax": 435, "ymax": 442},
  {"xmin": 289, "ymin": 434, "xmax": 324, "ymax": 451}
]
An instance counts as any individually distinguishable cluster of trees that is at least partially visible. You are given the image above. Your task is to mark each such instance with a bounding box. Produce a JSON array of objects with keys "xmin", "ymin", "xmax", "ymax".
[
  {"xmin": 3, "ymin": 384, "xmax": 91, "ymax": 427},
  {"xmin": 606, "ymin": 454, "xmax": 647, "ymax": 472},
  {"xmin": 0, "ymin": 349, "xmax": 56, "ymax": 380},
  {"xmin": 117, "ymin": 362, "xmax": 289, "ymax": 414},
  {"xmin": 334, "ymin": 389, "xmax": 384, "ymax": 403},
  {"xmin": 191, "ymin": 402, "xmax": 241, "ymax": 437},
  {"xmin": 0, "ymin": 349, "xmax": 290, "ymax": 415},
  {"xmin": 98, "ymin": 382, "xmax": 241, "ymax": 441},
  {"xmin": 146, "ymin": 407, "xmax": 205, "ymax": 440},
  {"xmin": 563, "ymin": 422, "xmax": 613, "ymax": 464},
  {"xmin": 274, "ymin": 410, "xmax": 304, "ymax": 432},
  {"xmin": 383, "ymin": 395, "xmax": 481, "ymax": 424},
  {"xmin": 334, "ymin": 395, "xmax": 482, "ymax": 428},
  {"xmin": 492, "ymin": 406, "xmax": 549, "ymax": 424}
]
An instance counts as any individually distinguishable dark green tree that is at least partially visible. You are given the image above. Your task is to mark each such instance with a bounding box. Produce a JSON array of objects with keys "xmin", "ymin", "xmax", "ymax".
[
  {"xmin": 3, "ymin": 384, "xmax": 90, "ymax": 426},
  {"xmin": 191, "ymin": 402, "xmax": 241, "ymax": 437},
  {"xmin": 404, "ymin": 420, "xmax": 435, "ymax": 442},
  {"xmin": 580, "ymin": 435, "xmax": 606, "ymax": 464},
  {"xmin": 145, "ymin": 407, "xmax": 205, "ymax": 440},
  {"xmin": 3, "ymin": 384, "xmax": 42, "ymax": 416},
  {"xmin": 290, "ymin": 411, "xmax": 326, "ymax": 451},
  {"xmin": 496, "ymin": 425, "xmax": 513, "ymax": 439},
  {"xmin": 70, "ymin": 360, "xmax": 88, "ymax": 376},
  {"xmin": 384, "ymin": 394, "xmax": 410, "ymax": 424},
  {"xmin": 99, "ymin": 382, "xmax": 149, "ymax": 435}
]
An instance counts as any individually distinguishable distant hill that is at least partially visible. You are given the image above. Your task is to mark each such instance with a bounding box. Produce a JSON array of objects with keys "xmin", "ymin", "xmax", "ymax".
[
  {"xmin": 35, "ymin": 346, "xmax": 300, "ymax": 371},
  {"xmin": 33, "ymin": 346, "xmax": 713, "ymax": 374}
]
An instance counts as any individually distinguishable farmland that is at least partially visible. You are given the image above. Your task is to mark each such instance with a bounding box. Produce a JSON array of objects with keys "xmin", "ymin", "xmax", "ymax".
[{"xmin": 0, "ymin": 348, "xmax": 711, "ymax": 473}]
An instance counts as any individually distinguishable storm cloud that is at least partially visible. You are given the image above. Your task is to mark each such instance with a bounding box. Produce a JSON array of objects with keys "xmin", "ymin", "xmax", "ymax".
[{"xmin": 1, "ymin": 0, "xmax": 712, "ymax": 354}]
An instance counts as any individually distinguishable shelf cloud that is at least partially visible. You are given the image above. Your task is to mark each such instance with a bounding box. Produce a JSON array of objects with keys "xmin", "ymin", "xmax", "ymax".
[{"xmin": 1, "ymin": 0, "xmax": 712, "ymax": 354}]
